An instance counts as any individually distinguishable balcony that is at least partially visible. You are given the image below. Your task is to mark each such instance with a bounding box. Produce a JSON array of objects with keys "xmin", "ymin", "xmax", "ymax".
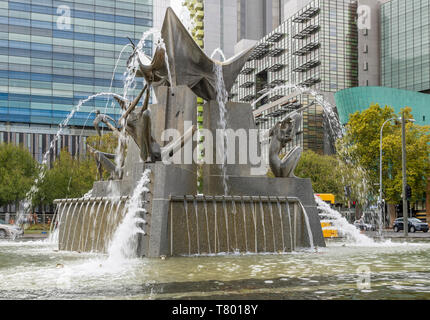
[
  {"xmin": 270, "ymin": 79, "xmax": 286, "ymax": 87},
  {"xmin": 266, "ymin": 32, "xmax": 285, "ymax": 43},
  {"xmin": 281, "ymin": 100, "xmax": 302, "ymax": 110},
  {"xmin": 292, "ymin": 42, "xmax": 320, "ymax": 56},
  {"xmin": 299, "ymin": 77, "xmax": 321, "ymax": 87},
  {"xmin": 292, "ymin": 25, "xmax": 320, "ymax": 39},
  {"xmin": 240, "ymin": 67, "xmax": 255, "ymax": 75},
  {"xmin": 269, "ymin": 94, "xmax": 285, "ymax": 102},
  {"xmin": 248, "ymin": 43, "xmax": 271, "ymax": 60},
  {"xmin": 292, "ymin": 7, "xmax": 320, "ymax": 23},
  {"xmin": 267, "ymin": 63, "xmax": 285, "ymax": 72},
  {"xmin": 240, "ymin": 81, "xmax": 255, "ymax": 88},
  {"xmin": 293, "ymin": 60, "xmax": 320, "ymax": 72},
  {"xmin": 241, "ymin": 94, "xmax": 256, "ymax": 102},
  {"xmin": 267, "ymin": 48, "xmax": 285, "ymax": 57}
]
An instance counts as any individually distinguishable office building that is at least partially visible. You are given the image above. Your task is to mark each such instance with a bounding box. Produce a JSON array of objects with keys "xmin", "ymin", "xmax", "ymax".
[
  {"xmin": 232, "ymin": 0, "xmax": 359, "ymax": 155},
  {"xmin": 381, "ymin": 0, "xmax": 430, "ymax": 92},
  {"xmin": 0, "ymin": 0, "xmax": 154, "ymax": 165}
]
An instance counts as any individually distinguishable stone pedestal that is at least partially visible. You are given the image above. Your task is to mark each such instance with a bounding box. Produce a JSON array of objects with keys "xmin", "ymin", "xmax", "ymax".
[
  {"xmin": 202, "ymin": 100, "xmax": 263, "ymax": 189},
  {"xmin": 202, "ymin": 175, "xmax": 326, "ymax": 248}
]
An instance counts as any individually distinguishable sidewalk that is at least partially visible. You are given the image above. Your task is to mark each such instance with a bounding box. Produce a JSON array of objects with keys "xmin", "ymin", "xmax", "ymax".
[
  {"xmin": 19, "ymin": 233, "xmax": 49, "ymax": 241},
  {"xmin": 364, "ymin": 230, "xmax": 430, "ymax": 240}
]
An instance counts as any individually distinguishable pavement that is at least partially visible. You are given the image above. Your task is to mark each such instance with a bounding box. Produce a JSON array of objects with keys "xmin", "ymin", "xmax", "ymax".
[
  {"xmin": 19, "ymin": 233, "xmax": 49, "ymax": 241},
  {"xmin": 364, "ymin": 230, "xmax": 430, "ymax": 240}
]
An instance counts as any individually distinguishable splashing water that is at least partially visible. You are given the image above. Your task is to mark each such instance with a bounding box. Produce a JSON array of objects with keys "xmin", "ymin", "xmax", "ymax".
[
  {"xmin": 315, "ymin": 195, "xmax": 375, "ymax": 245},
  {"xmin": 107, "ymin": 169, "xmax": 151, "ymax": 263},
  {"xmin": 252, "ymin": 83, "xmax": 343, "ymax": 140},
  {"xmin": 15, "ymin": 92, "xmax": 125, "ymax": 227},
  {"xmin": 170, "ymin": 0, "xmax": 195, "ymax": 34},
  {"xmin": 213, "ymin": 63, "xmax": 229, "ymax": 195},
  {"xmin": 210, "ymin": 48, "xmax": 226, "ymax": 62}
]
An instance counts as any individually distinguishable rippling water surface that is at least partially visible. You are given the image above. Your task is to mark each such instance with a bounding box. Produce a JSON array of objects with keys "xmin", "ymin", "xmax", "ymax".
[{"xmin": 1, "ymin": 239, "xmax": 430, "ymax": 300}]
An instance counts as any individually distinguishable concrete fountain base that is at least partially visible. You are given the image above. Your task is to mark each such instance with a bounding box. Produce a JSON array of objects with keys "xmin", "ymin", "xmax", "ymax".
[{"xmin": 55, "ymin": 162, "xmax": 325, "ymax": 257}]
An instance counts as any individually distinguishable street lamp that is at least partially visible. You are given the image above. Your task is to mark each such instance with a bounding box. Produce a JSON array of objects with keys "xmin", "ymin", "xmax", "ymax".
[
  {"xmin": 401, "ymin": 112, "xmax": 415, "ymax": 237},
  {"xmin": 379, "ymin": 117, "xmax": 399, "ymax": 238}
]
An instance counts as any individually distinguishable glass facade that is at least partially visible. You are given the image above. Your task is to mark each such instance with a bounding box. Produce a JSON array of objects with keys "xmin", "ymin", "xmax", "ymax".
[
  {"xmin": 381, "ymin": 0, "xmax": 430, "ymax": 92},
  {"xmin": 232, "ymin": 0, "xmax": 357, "ymax": 155},
  {"xmin": 335, "ymin": 86, "xmax": 430, "ymax": 126},
  {"xmin": 0, "ymin": 0, "xmax": 153, "ymax": 156}
]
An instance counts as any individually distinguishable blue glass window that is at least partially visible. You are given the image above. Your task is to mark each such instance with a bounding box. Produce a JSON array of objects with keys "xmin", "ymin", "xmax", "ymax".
[
  {"xmin": 31, "ymin": 5, "xmax": 54, "ymax": 15},
  {"xmin": 9, "ymin": 2, "xmax": 31, "ymax": 12},
  {"xmin": 9, "ymin": 18, "xmax": 31, "ymax": 28}
]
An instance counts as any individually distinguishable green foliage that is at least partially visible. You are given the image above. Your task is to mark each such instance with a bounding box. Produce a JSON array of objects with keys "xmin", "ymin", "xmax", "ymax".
[
  {"xmin": 86, "ymin": 132, "xmax": 118, "ymax": 154},
  {"xmin": 33, "ymin": 150, "xmax": 97, "ymax": 205},
  {"xmin": 337, "ymin": 104, "xmax": 430, "ymax": 204},
  {"xmin": 0, "ymin": 143, "xmax": 39, "ymax": 207},
  {"xmin": 294, "ymin": 150, "xmax": 344, "ymax": 198}
]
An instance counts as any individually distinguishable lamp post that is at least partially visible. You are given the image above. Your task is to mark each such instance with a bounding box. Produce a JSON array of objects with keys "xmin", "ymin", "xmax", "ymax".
[
  {"xmin": 401, "ymin": 112, "xmax": 415, "ymax": 237},
  {"xmin": 379, "ymin": 117, "xmax": 399, "ymax": 238}
]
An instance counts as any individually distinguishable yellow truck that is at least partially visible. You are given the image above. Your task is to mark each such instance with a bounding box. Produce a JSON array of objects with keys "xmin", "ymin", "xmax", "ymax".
[{"xmin": 316, "ymin": 194, "xmax": 339, "ymax": 238}]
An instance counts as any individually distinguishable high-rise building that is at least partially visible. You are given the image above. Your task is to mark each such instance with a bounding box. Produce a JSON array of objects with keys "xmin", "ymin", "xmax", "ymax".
[
  {"xmin": 381, "ymin": 0, "xmax": 430, "ymax": 92},
  {"xmin": 237, "ymin": 0, "xmax": 287, "ymax": 43},
  {"xmin": 0, "ymin": 0, "xmax": 154, "ymax": 165},
  {"xmin": 232, "ymin": 0, "xmax": 359, "ymax": 155}
]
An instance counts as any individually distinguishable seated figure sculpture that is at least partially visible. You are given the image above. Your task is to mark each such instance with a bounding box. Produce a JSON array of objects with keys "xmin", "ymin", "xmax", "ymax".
[{"xmin": 268, "ymin": 111, "xmax": 303, "ymax": 178}]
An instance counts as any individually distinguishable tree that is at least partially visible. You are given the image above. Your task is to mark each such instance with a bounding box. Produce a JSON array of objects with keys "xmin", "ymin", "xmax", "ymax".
[
  {"xmin": 337, "ymin": 104, "xmax": 430, "ymax": 204},
  {"xmin": 289, "ymin": 150, "xmax": 370, "ymax": 206},
  {"xmin": 33, "ymin": 150, "xmax": 97, "ymax": 206},
  {"xmin": 294, "ymin": 150, "xmax": 344, "ymax": 199},
  {"xmin": 86, "ymin": 132, "xmax": 118, "ymax": 154},
  {"xmin": 0, "ymin": 143, "xmax": 39, "ymax": 207}
]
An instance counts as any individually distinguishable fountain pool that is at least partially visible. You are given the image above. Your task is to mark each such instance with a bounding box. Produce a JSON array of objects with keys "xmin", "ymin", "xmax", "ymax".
[{"xmin": 1, "ymin": 238, "xmax": 430, "ymax": 300}]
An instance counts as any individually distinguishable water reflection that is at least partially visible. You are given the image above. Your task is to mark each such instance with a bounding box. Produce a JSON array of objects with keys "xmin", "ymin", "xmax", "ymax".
[{"xmin": 1, "ymin": 239, "xmax": 430, "ymax": 300}]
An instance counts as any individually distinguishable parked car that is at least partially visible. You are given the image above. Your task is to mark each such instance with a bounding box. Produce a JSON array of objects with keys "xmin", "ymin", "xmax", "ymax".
[
  {"xmin": 0, "ymin": 219, "xmax": 24, "ymax": 239},
  {"xmin": 354, "ymin": 220, "xmax": 373, "ymax": 231},
  {"xmin": 393, "ymin": 218, "xmax": 429, "ymax": 233}
]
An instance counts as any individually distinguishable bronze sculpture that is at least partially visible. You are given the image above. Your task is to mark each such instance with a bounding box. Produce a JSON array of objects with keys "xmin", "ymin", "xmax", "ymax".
[{"xmin": 268, "ymin": 111, "xmax": 303, "ymax": 178}]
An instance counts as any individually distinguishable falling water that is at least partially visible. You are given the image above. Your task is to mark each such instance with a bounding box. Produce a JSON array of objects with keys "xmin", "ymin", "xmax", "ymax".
[
  {"xmin": 275, "ymin": 199, "xmax": 286, "ymax": 252},
  {"xmin": 15, "ymin": 92, "xmax": 125, "ymax": 227},
  {"xmin": 285, "ymin": 201, "xmax": 294, "ymax": 251},
  {"xmin": 192, "ymin": 197, "xmax": 200, "ymax": 255},
  {"xmin": 222, "ymin": 199, "xmax": 230, "ymax": 253},
  {"xmin": 258, "ymin": 198, "xmax": 267, "ymax": 252},
  {"xmin": 231, "ymin": 199, "xmax": 239, "ymax": 251},
  {"xmin": 210, "ymin": 48, "xmax": 227, "ymax": 62},
  {"xmin": 240, "ymin": 197, "xmax": 248, "ymax": 252},
  {"xmin": 183, "ymin": 198, "xmax": 191, "ymax": 256},
  {"xmin": 107, "ymin": 169, "xmax": 151, "ymax": 262},
  {"xmin": 203, "ymin": 197, "xmax": 211, "ymax": 254},
  {"xmin": 268, "ymin": 201, "xmax": 276, "ymax": 252},
  {"xmin": 213, "ymin": 62, "xmax": 229, "ymax": 195},
  {"xmin": 315, "ymin": 195, "xmax": 374, "ymax": 245},
  {"xmin": 298, "ymin": 203, "xmax": 315, "ymax": 250},
  {"xmin": 252, "ymin": 83, "xmax": 343, "ymax": 140},
  {"xmin": 83, "ymin": 202, "xmax": 97, "ymax": 252},
  {"xmin": 212, "ymin": 199, "xmax": 220, "ymax": 253},
  {"xmin": 250, "ymin": 198, "xmax": 258, "ymax": 253}
]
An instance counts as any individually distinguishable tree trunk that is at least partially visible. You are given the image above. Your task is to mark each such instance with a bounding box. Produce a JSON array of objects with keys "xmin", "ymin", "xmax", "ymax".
[{"xmin": 388, "ymin": 204, "xmax": 396, "ymax": 228}]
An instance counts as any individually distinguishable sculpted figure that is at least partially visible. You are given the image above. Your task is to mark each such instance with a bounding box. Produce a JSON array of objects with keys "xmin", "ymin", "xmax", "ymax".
[
  {"xmin": 114, "ymin": 86, "xmax": 162, "ymax": 163},
  {"xmin": 86, "ymin": 144, "xmax": 118, "ymax": 181},
  {"xmin": 268, "ymin": 111, "xmax": 303, "ymax": 178}
]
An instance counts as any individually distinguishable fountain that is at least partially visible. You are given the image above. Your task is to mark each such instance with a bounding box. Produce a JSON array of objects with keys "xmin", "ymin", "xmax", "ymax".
[{"xmin": 52, "ymin": 8, "xmax": 326, "ymax": 258}]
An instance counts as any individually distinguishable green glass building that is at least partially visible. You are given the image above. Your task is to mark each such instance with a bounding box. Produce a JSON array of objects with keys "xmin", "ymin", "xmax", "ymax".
[{"xmin": 335, "ymin": 86, "xmax": 430, "ymax": 126}]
